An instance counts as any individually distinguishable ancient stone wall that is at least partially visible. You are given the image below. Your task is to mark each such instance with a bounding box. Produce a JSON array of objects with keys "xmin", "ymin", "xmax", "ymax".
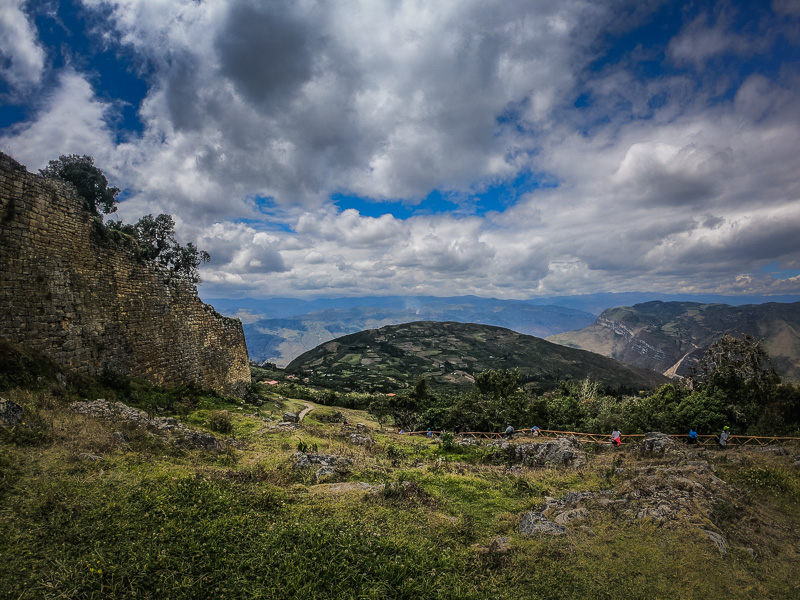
[{"xmin": 0, "ymin": 152, "xmax": 250, "ymax": 395}]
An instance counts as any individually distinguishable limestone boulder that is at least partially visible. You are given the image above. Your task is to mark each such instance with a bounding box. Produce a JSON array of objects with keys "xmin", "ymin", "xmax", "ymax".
[
  {"xmin": 0, "ymin": 398, "xmax": 23, "ymax": 427},
  {"xmin": 519, "ymin": 511, "xmax": 567, "ymax": 536},
  {"xmin": 639, "ymin": 432, "xmax": 685, "ymax": 456},
  {"xmin": 514, "ymin": 437, "xmax": 586, "ymax": 467}
]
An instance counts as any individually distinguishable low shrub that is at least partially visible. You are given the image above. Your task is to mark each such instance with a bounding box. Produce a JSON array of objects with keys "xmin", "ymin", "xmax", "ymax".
[{"xmin": 208, "ymin": 410, "xmax": 233, "ymax": 434}]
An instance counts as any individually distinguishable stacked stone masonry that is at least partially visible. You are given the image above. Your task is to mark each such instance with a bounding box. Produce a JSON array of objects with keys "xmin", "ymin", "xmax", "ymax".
[{"xmin": 0, "ymin": 152, "xmax": 250, "ymax": 395}]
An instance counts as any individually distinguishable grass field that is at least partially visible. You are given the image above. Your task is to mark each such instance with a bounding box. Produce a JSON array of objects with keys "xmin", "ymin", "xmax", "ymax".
[{"xmin": 2, "ymin": 384, "xmax": 799, "ymax": 600}]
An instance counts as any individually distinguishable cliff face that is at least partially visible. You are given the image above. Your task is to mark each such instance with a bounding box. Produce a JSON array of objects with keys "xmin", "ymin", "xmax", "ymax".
[{"xmin": 0, "ymin": 153, "xmax": 250, "ymax": 395}]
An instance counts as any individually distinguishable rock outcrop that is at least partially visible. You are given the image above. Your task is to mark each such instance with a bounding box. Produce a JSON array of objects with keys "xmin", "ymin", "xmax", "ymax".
[
  {"xmin": 71, "ymin": 399, "xmax": 220, "ymax": 450},
  {"xmin": 0, "ymin": 398, "xmax": 23, "ymax": 427}
]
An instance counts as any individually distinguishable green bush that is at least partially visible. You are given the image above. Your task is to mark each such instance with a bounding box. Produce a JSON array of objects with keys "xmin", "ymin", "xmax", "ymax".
[{"xmin": 208, "ymin": 410, "xmax": 233, "ymax": 434}]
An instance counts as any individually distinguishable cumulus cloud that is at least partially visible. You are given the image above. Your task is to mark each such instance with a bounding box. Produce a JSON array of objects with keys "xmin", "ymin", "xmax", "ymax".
[
  {"xmin": 70, "ymin": 0, "xmax": 613, "ymax": 208},
  {"xmin": 3, "ymin": 0, "xmax": 800, "ymax": 299},
  {"xmin": 0, "ymin": 0, "xmax": 46, "ymax": 95},
  {"xmin": 0, "ymin": 70, "xmax": 117, "ymax": 169}
]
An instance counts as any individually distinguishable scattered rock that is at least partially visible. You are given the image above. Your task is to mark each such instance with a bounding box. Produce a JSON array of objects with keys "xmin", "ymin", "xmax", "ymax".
[
  {"xmin": 292, "ymin": 452, "xmax": 352, "ymax": 472},
  {"xmin": 519, "ymin": 511, "xmax": 567, "ymax": 536},
  {"xmin": 0, "ymin": 398, "xmax": 23, "ymax": 427},
  {"xmin": 554, "ymin": 507, "xmax": 588, "ymax": 525},
  {"xmin": 640, "ymin": 432, "xmax": 685, "ymax": 456},
  {"xmin": 702, "ymin": 530, "xmax": 728, "ymax": 554},
  {"xmin": 349, "ymin": 433, "xmax": 373, "ymax": 446},
  {"xmin": 522, "ymin": 437, "xmax": 586, "ymax": 467},
  {"xmin": 487, "ymin": 440, "xmax": 510, "ymax": 451},
  {"xmin": 315, "ymin": 466, "xmax": 337, "ymax": 481},
  {"xmin": 617, "ymin": 462, "xmax": 731, "ymax": 525},
  {"xmin": 457, "ymin": 438, "xmax": 480, "ymax": 447},
  {"xmin": 756, "ymin": 445, "xmax": 788, "ymax": 456},
  {"xmin": 282, "ymin": 412, "xmax": 299, "ymax": 423},
  {"xmin": 71, "ymin": 399, "xmax": 220, "ymax": 450},
  {"xmin": 308, "ymin": 482, "xmax": 378, "ymax": 495}
]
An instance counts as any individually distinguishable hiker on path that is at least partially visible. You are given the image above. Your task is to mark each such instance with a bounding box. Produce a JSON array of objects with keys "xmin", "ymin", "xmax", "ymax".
[
  {"xmin": 688, "ymin": 427, "xmax": 698, "ymax": 445},
  {"xmin": 505, "ymin": 424, "xmax": 514, "ymax": 439},
  {"xmin": 611, "ymin": 427, "xmax": 622, "ymax": 447},
  {"xmin": 531, "ymin": 425, "xmax": 540, "ymax": 437},
  {"xmin": 427, "ymin": 428, "xmax": 433, "ymax": 438},
  {"xmin": 719, "ymin": 426, "xmax": 731, "ymax": 448}
]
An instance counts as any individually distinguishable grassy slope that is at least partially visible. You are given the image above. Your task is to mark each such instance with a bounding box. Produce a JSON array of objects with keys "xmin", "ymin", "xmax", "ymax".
[{"xmin": 2, "ymin": 384, "xmax": 800, "ymax": 600}]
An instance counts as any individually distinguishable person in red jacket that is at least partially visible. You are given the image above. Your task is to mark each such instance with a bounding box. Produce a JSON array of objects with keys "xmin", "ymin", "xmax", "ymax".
[{"xmin": 611, "ymin": 427, "xmax": 622, "ymax": 447}]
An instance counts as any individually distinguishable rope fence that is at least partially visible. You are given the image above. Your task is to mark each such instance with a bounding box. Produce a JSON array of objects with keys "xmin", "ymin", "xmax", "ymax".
[{"xmin": 400, "ymin": 428, "xmax": 800, "ymax": 446}]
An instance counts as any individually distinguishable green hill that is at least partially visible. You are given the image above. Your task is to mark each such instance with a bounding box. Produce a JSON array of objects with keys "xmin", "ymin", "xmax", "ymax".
[
  {"xmin": 286, "ymin": 321, "xmax": 668, "ymax": 393},
  {"xmin": 547, "ymin": 301, "xmax": 800, "ymax": 381}
]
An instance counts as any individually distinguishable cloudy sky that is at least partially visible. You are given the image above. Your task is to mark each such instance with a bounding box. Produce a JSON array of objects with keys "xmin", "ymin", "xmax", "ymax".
[{"xmin": 2, "ymin": 0, "xmax": 800, "ymax": 300}]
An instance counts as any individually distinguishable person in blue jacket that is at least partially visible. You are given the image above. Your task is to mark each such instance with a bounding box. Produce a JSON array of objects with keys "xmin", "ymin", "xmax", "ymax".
[{"xmin": 688, "ymin": 426, "xmax": 698, "ymax": 445}]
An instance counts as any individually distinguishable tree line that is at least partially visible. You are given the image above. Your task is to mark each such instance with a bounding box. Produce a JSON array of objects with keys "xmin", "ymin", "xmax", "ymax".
[
  {"xmin": 367, "ymin": 334, "xmax": 800, "ymax": 436},
  {"xmin": 40, "ymin": 155, "xmax": 209, "ymax": 283}
]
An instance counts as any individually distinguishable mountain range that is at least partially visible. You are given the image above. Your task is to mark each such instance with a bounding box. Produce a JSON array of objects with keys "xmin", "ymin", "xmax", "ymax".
[
  {"xmin": 208, "ymin": 296, "xmax": 596, "ymax": 366},
  {"xmin": 547, "ymin": 301, "xmax": 800, "ymax": 382},
  {"xmin": 204, "ymin": 293, "xmax": 800, "ymax": 367},
  {"xmin": 286, "ymin": 321, "xmax": 669, "ymax": 393}
]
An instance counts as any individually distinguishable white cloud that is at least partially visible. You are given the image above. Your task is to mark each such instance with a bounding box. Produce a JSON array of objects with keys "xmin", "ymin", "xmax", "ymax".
[
  {"xmin": 3, "ymin": 0, "xmax": 800, "ymax": 300},
  {"xmin": 0, "ymin": 70, "xmax": 116, "ymax": 169},
  {"xmin": 0, "ymin": 0, "xmax": 46, "ymax": 95}
]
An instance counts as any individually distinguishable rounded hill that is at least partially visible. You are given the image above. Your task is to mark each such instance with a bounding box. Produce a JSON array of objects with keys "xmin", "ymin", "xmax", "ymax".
[{"xmin": 286, "ymin": 321, "xmax": 669, "ymax": 393}]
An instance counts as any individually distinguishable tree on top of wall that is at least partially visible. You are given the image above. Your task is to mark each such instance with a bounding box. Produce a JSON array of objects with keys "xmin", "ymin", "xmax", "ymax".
[
  {"xmin": 109, "ymin": 214, "xmax": 211, "ymax": 284},
  {"xmin": 41, "ymin": 154, "xmax": 210, "ymax": 284},
  {"xmin": 39, "ymin": 155, "xmax": 119, "ymax": 216}
]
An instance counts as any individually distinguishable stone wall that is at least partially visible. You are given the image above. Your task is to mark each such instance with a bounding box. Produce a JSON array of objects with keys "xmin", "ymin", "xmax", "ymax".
[{"xmin": 0, "ymin": 152, "xmax": 250, "ymax": 395}]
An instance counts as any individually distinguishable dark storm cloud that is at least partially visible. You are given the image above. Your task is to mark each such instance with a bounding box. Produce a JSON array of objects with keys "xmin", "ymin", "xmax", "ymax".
[{"xmin": 215, "ymin": 1, "xmax": 315, "ymax": 109}]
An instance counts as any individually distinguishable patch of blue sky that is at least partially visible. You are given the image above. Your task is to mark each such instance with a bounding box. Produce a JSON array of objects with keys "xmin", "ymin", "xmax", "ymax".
[
  {"xmin": 331, "ymin": 193, "xmax": 445, "ymax": 219},
  {"xmin": 332, "ymin": 171, "xmax": 555, "ymax": 220},
  {"xmin": 251, "ymin": 196, "xmax": 279, "ymax": 214},
  {"xmin": 0, "ymin": 105, "xmax": 27, "ymax": 130},
  {"xmin": 239, "ymin": 197, "xmax": 294, "ymax": 232},
  {"xmin": 232, "ymin": 218, "xmax": 294, "ymax": 233},
  {"xmin": 32, "ymin": 0, "xmax": 149, "ymax": 139},
  {"xmin": 589, "ymin": 0, "xmax": 796, "ymax": 89},
  {"xmin": 761, "ymin": 262, "xmax": 800, "ymax": 280},
  {"xmin": 587, "ymin": 1, "xmax": 684, "ymax": 76}
]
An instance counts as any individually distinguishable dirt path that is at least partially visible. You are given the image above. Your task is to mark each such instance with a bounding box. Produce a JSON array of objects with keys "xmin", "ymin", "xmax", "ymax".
[{"xmin": 298, "ymin": 402, "xmax": 315, "ymax": 422}]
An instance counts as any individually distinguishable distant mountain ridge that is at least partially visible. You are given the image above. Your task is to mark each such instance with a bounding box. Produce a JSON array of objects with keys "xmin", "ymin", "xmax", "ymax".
[
  {"xmin": 286, "ymin": 321, "xmax": 669, "ymax": 393},
  {"xmin": 206, "ymin": 297, "xmax": 596, "ymax": 366},
  {"xmin": 547, "ymin": 301, "xmax": 800, "ymax": 382},
  {"xmin": 203, "ymin": 294, "xmax": 800, "ymax": 368}
]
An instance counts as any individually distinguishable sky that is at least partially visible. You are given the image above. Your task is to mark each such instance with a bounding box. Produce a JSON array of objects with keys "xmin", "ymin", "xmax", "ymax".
[{"xmin": 2, "ymin": 0, "xmax": 800, "ymax": 300}]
